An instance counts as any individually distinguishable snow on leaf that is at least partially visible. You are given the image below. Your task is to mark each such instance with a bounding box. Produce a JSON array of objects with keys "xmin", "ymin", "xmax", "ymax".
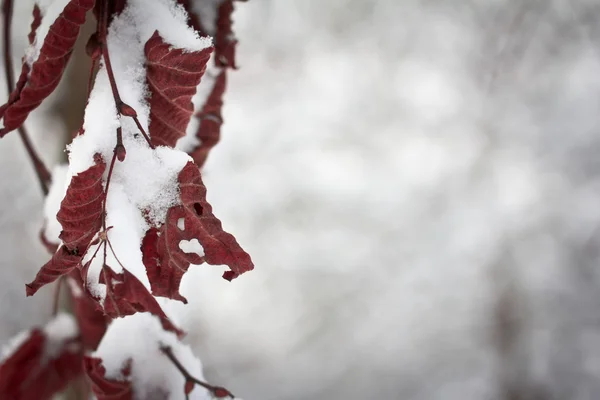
[
  {"xmin": 26, "ymin": 156, "xmax": 106, "ymax": 296},
  {"xmin": 146, "ymin": 31, "xmax": 213, "ymax": 148},
  {"xmin": 87, "ymin": 314, "xmax": 211, "ymax": 400},
  {"xmin": 61, "ymin": 0, "xmax": 214, "ymax": 328},
  {"xmin": 97, "ymin": 266, "xmax": 183, "ymax": 336},
  {"xmin": 213, "ymin": 0, "xmax": 238, "ymax": 68},
  {"xmin": 0, "ymin": 314, "xmax": 82, "ymax": 400},
  {"xmin": 142, "ymin": 161, "xmax": 253, "ymax": 303},
  {"xmin": 175, "ymin": 0, "xmax": 240, "ymax": 166},
  {"xmin": 0, "ymin": 0, "xmax": 95, "ymax": 137},
  {"xmin": 187, "ymin": 68, "xmax": 226, "ymax": 167},
  {"xmin": 182, "ymin": 0, "xmax": 239, "ymax": 67},
  {"xmin": 85, "ymin": 356, "xmax": 133, "ymax": 400},
  {"xmin": 175, "ymin": 0, "xmax": 205, "ymax": 33}
]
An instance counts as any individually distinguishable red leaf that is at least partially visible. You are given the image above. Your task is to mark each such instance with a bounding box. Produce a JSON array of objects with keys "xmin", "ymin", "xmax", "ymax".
[
  {"xmin": 142, "ymin": 161, "xmax": 253, "ymax": 302},
  {"xmin": 28, "ymin": 5, "xmax": 42, "ymax": 45},
  {"xmin": 57, "ymin": 157, "xmax": 105, "ymax": 252},
  {"xmin": 97, "ymin": 266, "xmax": 182, "ymax": 336},
  {"xmin": 0, "ymin": 0, "xmax": 95, "ymax": 137},
  {"xmin": 188, "ymin": 69, "xmax": 226, "ymax": 167},
  {"xmin": 27, "ymin": 156, "xmax": 106, "ymax": 296},
  {"xmin": 0, "ymin": 323, "xmax": 83, "ymax": 399},
  {"xmin": 84, "ymin": 357, "xmax": 133, "ymax": 400},
  {"xmin": 214, "ymin": 1, "xmax": 238, "ymax": 68},
  {"xmin": 145, "ymin": 31, "xmax": 212, "ymax": 147},
  {"xmin": 178, "ymin": 0, "xmax": 239, "ymax": 68},
  {"xmin": 174, "ymin": 0, "xmax": 240, "ymax": 166},
  {"xmin": 26, "ymin": 246, "xmax": 81, "ymax": 296},
  {"xmin": 178, "ymin": 162, "xmax": 253, "ymax": 279}
]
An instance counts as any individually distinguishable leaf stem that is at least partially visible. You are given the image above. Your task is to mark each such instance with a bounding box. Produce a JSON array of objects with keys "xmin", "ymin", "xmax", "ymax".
[
  {"xmin": 160, "ymin": 346, "xmax": 235, "ymax": 399},
  {"xmin": 102, "ymin": 145, "xmax": 118, "ymax": 231},
  {"xmin": 97, "ymin": 0, "xmax": 154, "ymax": 149},
  {"xmin": 86, "ymin": 57, "xmax": 98, "ymax": 98},
  {"xmin": 2, "ymin": 0, "xmax": 50, "ymax": 195}
]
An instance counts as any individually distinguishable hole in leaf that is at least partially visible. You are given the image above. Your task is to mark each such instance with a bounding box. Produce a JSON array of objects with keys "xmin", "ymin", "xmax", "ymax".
[
  {"xmin": 179, "ymin": 239, "xmax": 204, "ymax": 257},
  {"xmin": 177, "ymin": 218, "xmax": 185, "ymax": 231},
  {"xmin": 193, "ymin": 203, "xmax": 203, "ymax": 215}
]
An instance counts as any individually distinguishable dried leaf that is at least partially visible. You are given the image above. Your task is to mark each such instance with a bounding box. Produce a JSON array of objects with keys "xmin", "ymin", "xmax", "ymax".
[
  {"xmin": 188, "ymin": 69, "xmax": 226, "ymax": 167},
  {"xmin": 0, "ymin": 0, "xmax": 95, "ymax": 137},
  {"xmin": 178, "ymin": 162, "xmax": 253, "ymax": 280},
  {"xmin": 57, "ymin": 157, "xmax": 105, "ymax": 252},
  {"xmin": 84, "ymin": 357, "xmax": 133, "ymax": 400},
  {"xmin": 28, "ymin": 5, "xmax": 42, "ymax": 45},
  {"xmin": 27, "ymin": 156, "xmax": 106, "ymax": 296},
  {"xmin": 142, "ymin": 161, "xmax": 253, "ymax": 303},
  {"xmin": 145, "ymin": 31, "xmax": 212, "ymax": 147},
  {"xmin": 214, "ymin": 0, "xmax": 238, "ymax": 68},
  {"xmin": 97, "ymin": 266, "xmax": 182, "ymax": 336},
  {"xmin": 175, "ymin": 0, "xmax": 239, "ymax": 166}
]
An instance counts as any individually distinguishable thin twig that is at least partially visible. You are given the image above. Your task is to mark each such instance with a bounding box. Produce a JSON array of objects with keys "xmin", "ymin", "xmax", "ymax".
[
  {"xmin": 97, "ymin": 0, "xmax": 154, "ymax": 149},
  {"xmin": 105, "ymin": 236, "xmax": 125, "ymax": 271},
  {"xmin": 87, "ymin": 56, "xmax": 98, "ymax": 98},
  {"xmin": 98, "ymin": 145, "xmax": 121, "ymax": 314},
  {"xmin": 102, "ymin": 146, "xmax": 118, "ymax": 230},
  {"xmin": 52, "ymin": 276, "xmax": 64, "ymax": 316},
  {"xmin": 100, "ymin": 239, "xmax": 121, "ymax": 317},
  {"xmin": 160, "ymin": 346, "xmax": 234, "ymax": 399},
  {"xmin": 2, "ymin": 0, "xmax": 51, "ymax": 195}
]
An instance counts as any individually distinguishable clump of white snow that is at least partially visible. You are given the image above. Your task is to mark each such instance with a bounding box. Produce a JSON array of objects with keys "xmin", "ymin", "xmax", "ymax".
[
  {"xmin": 94, "ymin": 313, "xmax": 211, "ymax": 400},
  {"xmin": 125, "ymin": 0, "xmax": 212, "ymax": 52},
  {"xmin": 42, "ymin": 312, "xmax": 79, "ymax": 360}
]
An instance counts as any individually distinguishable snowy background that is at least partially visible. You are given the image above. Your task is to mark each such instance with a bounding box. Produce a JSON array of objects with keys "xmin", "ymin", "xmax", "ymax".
[{"xmin": 3, "ymin": 0, "xmax": 600, "ymax": 399}]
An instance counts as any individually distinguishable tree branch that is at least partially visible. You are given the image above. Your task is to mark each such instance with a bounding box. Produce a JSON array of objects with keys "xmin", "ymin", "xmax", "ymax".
[
  {"xmin": 160, "ymin": 345, "xmax": 234, "ymax": 399},
  {"xmin": 2, "ymin": 0, "xmax": 51, "ymax": 195}
]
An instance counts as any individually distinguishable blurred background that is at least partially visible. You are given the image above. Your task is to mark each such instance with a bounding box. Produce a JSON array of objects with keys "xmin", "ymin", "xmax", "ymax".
[{"xmin": 3, "ymin": 0, "xmax": 600, "ymax": 399}]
